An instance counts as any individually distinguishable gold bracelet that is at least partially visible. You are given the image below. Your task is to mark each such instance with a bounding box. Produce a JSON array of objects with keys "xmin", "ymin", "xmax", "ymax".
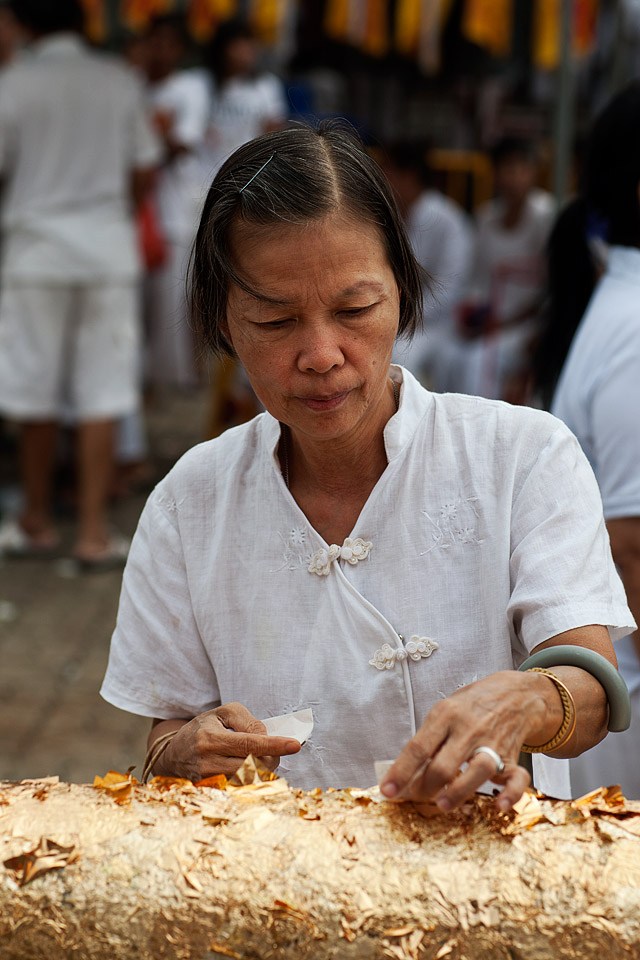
[
  {"xmin": 141, "ymin": 730, "xmax": 179, "ymax": 783},
  {"xmin": 521, "ymin": 667, "xmax": 577, "ymax": 754}
]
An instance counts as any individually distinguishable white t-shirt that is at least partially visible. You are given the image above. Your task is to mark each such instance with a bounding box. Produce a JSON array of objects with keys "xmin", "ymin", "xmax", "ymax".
[
  {"xmin": 203, "ymin": 73, "xmax": 287, "ymax": 175},
  {"xmin": 394, "ymin": 189, "xmax": 474, "ymax": 377},
  {"xmin": 102, "ymin": 367, "xmax": 633, "ymax": 797},
  {"xmin": 0, "ymin": 34, "xmax": 161, "ymax": 283},
  {"xmin": 471, "ymin": 189, "xmax": 555, "ymax": 325},
  {"xmin": 553, "ymin": 246, "xmax": 640, "ymax": 519},
  {"xmin": 147, "ymin": 69, "xmax": 212, "ymax": 243},
  {"xmin": 553, "ymin": 245, "xmax": 640, "ymax": 799}
]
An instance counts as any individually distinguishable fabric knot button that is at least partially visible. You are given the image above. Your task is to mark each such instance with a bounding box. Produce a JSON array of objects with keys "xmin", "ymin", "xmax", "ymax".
[
  {"xmin": 369, "ymin": 635, "xmax": 439, "ymax": 670},
  {"xmin": 308, "ymin": 538, "xmax": 372, "ymax": 576},
  {"xmin": 369, "ymin": 643, "xmax": 398, "ymax": 670},
  {"xmin": 406, "ymin": 636, "xmax": 439, "ymax": 661}
]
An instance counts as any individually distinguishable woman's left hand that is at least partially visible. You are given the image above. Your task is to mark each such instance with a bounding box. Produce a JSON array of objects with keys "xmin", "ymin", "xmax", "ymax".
[{"xmin": 380, "ymin": 671, "xmax": 543, "ymax": 813}]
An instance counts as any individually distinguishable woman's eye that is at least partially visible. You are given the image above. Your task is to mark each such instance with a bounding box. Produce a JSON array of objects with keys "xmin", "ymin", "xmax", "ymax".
[
  {"xmin": 339, "ymin": 304, "xmax": 372, "ymax": 317},
  {"xmin": 260, "ymin": 318, "xmax": 291, "ymax": 329}
]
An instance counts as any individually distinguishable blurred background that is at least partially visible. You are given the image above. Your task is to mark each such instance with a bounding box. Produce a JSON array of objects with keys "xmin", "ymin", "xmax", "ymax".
[{"xmin": 1, "ymin": 0, "xmax": 639, "ymax": 783}]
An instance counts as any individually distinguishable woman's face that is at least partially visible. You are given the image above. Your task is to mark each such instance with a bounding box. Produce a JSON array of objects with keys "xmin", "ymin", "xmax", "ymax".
[{"xmin": 225, "ymin": 211, "xmax": 400, "ymax": 447}]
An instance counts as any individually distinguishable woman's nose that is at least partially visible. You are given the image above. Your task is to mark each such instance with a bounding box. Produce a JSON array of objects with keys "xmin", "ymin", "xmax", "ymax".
[{"xmin": 296, "ymin": 321, "xmax": 344, "ymax": 373}]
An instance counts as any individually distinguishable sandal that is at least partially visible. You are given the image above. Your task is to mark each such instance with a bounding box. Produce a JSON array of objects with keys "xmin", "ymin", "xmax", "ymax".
[
  {"xmin": 0, "ymin": 519, "xmax": 60, "ymax": 558},
  {"xmin": 73, "ymin": 533, "xmax": 130, "ymax": 572}
]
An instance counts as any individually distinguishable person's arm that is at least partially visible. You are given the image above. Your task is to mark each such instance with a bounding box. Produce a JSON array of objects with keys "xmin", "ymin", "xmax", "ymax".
[
  {"xmin": 380, "ymin": 623, "xmax": 612, "ymax": 814},
  {"xmin": 131, "ymin": 166, "xmax": 156, "ymax": 210},
  {"xmin": 146, "ymin": 705, "xmax": 301, "ymax": 781},
  {"xmin": 381, "ymin": 421, "xmax": 633, "ymax": 813},
  {"xmin": 607, "ymin": 517, "xmax": 640, "ymax": 657}
]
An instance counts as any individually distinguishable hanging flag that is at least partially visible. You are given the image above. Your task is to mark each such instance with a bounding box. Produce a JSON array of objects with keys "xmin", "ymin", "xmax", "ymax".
[
  {"xmin": 80, "ymin": 0, "xmax": 107, "ymax": 43},
  {"xmin": 533, "ymin": 0, "xmax": 599, "ymax": 69},
  {"xmin": 324, "ymin": 0, "xmax": 350, "ymax": 43},
  {"xmin": 395, "ymin": 0, "xmax": 422, "ymax": 56},
  {"xmin": 361, "ymin": 0, "xmax": 388, "ymax": 57},
  {"xmin": 396, "ymin": 0, "xmax": 455, "ymax": 72},
  {"xmin": 249, "ymin": 0, "xmax": 290, "ymax": 46},
  {"xmin": 461, "ymin": 0, "xmax": 513, "ymax": 58},
  {"xmin": 187, "ymin": 0, "xmax": 238, "ymax": 43},
  {"xmin": 120, "ymin": 0, "xmax": 174, "ymax": 34}
]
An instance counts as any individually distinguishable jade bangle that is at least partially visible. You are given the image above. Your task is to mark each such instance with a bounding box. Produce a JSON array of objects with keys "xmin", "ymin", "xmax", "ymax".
[{"xmin": 517, "ymin": 644, "xmax": 631, "ymax": 732}]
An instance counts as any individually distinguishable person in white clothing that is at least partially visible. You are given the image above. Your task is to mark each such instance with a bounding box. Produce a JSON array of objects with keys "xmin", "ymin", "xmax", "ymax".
[
  {"xmin": 0, "ymin": 0, "xmax": 161, "ymax": 566},
  {"xmin": 450, "ymin": 138, "xmax": 555, "ymax": 401},
  {"xmin": 102, "ymin": 124, "xmax": 633, "ymax": 808},
  {"xmin": 202, "ymin": 18, "xmax": 288, "ymax": 176},
  {"xmin": 144, "ymin": 14, "xmax": 211, "ymax": 388},
  {"xmin": 382, "ymin": 142, "xmax": 475, "ymax": 390},
  {"xmin": 553, "ymin": 82, "xmax": 640, "ymax": 799}
]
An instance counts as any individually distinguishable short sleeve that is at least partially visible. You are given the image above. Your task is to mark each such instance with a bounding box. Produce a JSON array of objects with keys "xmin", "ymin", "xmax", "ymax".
[
  {"xmin": 101, "ymin": 490, "xmax": 221, "ymax": 718},
  {"xmin": 590, "ymin": 347, "xmax": 640, "ymax": 519},
  {"xmin": 507, "ymin": 422, "xmax": 635, "ymax": 654},
  {"xmin": 257, "ymin": 74, "xmax": 288, "ymax": 124},
  {"xmin": 171, "ymin": 73, "xmax": 210, "ymax": 148},
  {"xmin": 127, "ymin": 75, "xmax": 162, "ymax": 170}
]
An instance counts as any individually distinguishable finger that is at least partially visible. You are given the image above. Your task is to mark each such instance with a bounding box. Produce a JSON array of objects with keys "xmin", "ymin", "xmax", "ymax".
[
  {"xmin": 214, "ymin": 702, "xmax": 268, "ymax": 735},
  {"xmin": 380, "ymin": 719, "xmax": 449, "ymax": 800},
  {"xmin": 211, "ymin": 730, "xmax": 301, "ymax": 759},
  {"xmin": 432, "ymin": 752, "xmax": 507, "ymax": 811},
  {"xmin": 493, "ymin": 764, "xmax": 531, "ymax": 813}
]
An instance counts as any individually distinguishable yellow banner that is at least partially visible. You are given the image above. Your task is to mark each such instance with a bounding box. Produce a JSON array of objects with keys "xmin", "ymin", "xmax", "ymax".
[
  {"xmin": 120, "ymin": 0, "xmax": 174, "ymax": 33},
  {"xmin": 187, "ymin": 0, "xmax": 238, "ymax": 43},
  {"xmin": 461, "ymin": 0, "xmax": 513, "ymax": 58},
  {"xmin": 324, "ymin": 0, "xmax": 350, "ymax": 41},
  {"xmin": 250, "ymin": 0, "xmax": 289, "ymax": 46},
  {"xmin": 533, "ymin": 0, "xmax": 599, "ymax": 69},
  {"xmin": 363, "ymin": 0, "xmax": 388, "ymax": 57},
  {"xmin": 80, "ymin": 0, "xmax": 107, "ymax": 42}
]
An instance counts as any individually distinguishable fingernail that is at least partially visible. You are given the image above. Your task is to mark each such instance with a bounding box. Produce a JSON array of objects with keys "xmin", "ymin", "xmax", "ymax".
[
  {"xmin": 436, "ymin": 797, "xmax": 452, "ymax": 812},
  {"xmin": 497, "ymin": 796, "xmax": 511, "ymax": 812},
  {"xmin": 381, "ymin": 781, "xmax": 398, "ymax": 798}
]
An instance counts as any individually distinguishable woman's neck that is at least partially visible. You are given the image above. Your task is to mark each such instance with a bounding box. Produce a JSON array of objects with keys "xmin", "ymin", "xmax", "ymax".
[{"xmin": 280, "ymin": 379, "xmax": 398, "ymax": 542}]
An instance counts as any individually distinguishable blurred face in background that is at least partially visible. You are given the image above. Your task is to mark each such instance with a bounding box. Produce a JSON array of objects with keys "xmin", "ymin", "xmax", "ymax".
[
  {"xmin": 494, "ymin": 154, "xmax": 537, "ymax": 209},
  {"xmin": 0, "ymin": 7, "xmax": 21, "ymax": 67},
  {"xmin": 222, "ymin": 36, "xmax": 258, "ymax": 79},
  {"xmin": 145, "ymin": 24, "xmax": 185, "ymax": 82}
]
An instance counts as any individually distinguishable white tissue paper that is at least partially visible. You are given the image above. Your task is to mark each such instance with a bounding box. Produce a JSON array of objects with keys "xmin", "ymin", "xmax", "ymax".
[{"xmin": 262, "ymin": 708, "xmax": 314, "ymax": 744}]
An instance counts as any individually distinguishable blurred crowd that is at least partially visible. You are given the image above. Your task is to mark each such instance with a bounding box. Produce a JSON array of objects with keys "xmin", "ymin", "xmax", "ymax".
[{"xmin": 0, "ymin": 0, "xmax": 638, "ymax": 796}]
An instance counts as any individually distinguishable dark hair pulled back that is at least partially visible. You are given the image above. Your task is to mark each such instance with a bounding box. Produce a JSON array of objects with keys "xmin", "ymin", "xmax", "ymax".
[{"xmin": 189, "ymin": 121, "xmax": 425, "ymax": 357}]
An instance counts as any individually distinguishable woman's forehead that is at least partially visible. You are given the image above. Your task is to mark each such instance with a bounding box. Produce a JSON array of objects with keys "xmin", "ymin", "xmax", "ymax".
[{"xmin": 228, "ymin": 214, "xmax": 395, "ymax": 305}]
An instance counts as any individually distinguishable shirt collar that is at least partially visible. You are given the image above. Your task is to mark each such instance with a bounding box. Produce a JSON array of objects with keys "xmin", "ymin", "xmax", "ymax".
[
  {"xmin": 261, "ymin": 364, "xmax": 433, "ymax": 465},
  {"xmin": 31, "ymin": 33, "xmax": 85, "ymax": 59}
]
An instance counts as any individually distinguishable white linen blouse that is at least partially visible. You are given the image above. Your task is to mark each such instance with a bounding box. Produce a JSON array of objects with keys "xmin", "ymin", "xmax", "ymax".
[{"xmin": 102, "ymin": 367, "xmax": 633, "ymax": 798}]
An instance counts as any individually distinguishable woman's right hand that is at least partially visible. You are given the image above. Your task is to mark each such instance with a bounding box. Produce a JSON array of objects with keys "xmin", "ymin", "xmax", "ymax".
[{"xmin": 151, "ymin": 703, "xmax": 302, "ymax": 781}]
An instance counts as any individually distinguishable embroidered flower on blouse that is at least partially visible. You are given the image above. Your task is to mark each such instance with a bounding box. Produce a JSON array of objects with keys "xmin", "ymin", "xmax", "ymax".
[
  {"xmin": 421, "ymin": 495, "xmax": 485, "ymax": 555},
  {"xmin": 369, "ymin": 636, "xmax": 439, "ymax": 670},
  {"xmin": 308, "ymin": 538, "xmax": 372, "ymax": 576},
  {"xmin": 289, "ymin": 527, "xmax": 307, "ymax": 545}
]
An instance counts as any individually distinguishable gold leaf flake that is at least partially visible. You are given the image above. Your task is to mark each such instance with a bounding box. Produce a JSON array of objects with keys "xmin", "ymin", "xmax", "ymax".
[
  {"xmin": 93, "ymin": 770, "xmax": 136, "ymax": 805},
  {"xmin": 208, "ymin": 944, "xmax": 242, "ymax": 959},
  {"xmin": 3, "ymin": 837, "xmax": 78, "ymax": 886},
  {"xmin": 228, "ymin": 755, "xmax": 278, "ymax": 786}
]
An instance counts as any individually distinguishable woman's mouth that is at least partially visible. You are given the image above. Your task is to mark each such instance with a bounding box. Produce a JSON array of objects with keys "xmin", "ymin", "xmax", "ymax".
[{"xmin": 298, "ymin": 391, "xmax": 350, "ymax": 412}]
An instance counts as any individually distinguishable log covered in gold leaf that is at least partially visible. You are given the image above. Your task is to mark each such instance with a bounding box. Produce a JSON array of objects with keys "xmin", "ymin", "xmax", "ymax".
[{"xmin": 1, "ymin": 764, "xmax": 640, "ymax": 959}]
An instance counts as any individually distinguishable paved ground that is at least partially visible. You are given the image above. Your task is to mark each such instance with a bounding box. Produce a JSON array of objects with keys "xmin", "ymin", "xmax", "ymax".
[{"xmin": 0, "ymin": 387, "xmax": 210, "ymax": 784}]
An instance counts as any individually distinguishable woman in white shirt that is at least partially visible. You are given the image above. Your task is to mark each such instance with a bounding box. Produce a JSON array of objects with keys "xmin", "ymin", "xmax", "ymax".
[{"xmin": 102, "ymin": 124, "xmax": 633, "ymax": 810}]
